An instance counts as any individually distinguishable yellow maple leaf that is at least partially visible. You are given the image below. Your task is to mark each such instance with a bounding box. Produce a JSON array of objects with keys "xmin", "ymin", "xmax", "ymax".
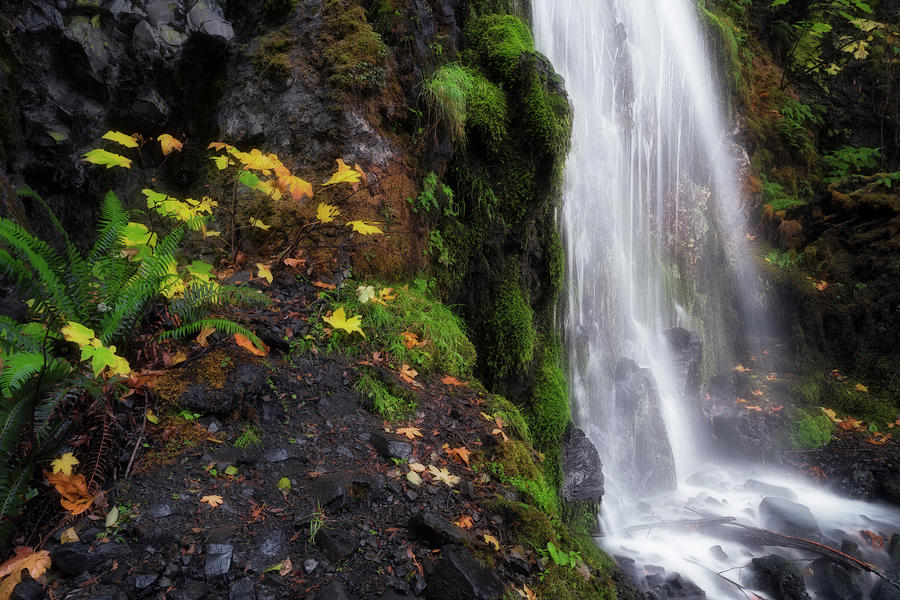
[
  {"xmin": 278, "ymin": 173, "xmax": 314, "ymax": 200},
  {"xmin": 158, "ymin": 134, "xmax": 183, "ymax": 156},
  {"xmin": 821, "ymin": 407, "xmax": 839, "ymax": 422},
  {"xmin": 323, "ymin": 307, "xmax": 365, "ymax": 338},
  {"xmin": 102, "ymin": 130, "xmax": 138, "ymax": 148},
  {"xmin": 249, "ymin": 218, "xmax": 271, "ymax": 230},
  {"xmin": 396, "ymin": 426, "xmax": 423, "ymax": 440},
  {"xmin": 61, "ymin": 322, "xmax": 96, "ymax": 347},
  {"xmin": 483, "ymin": 533, "xmax": 500, "ymax": 550},
  {"xmin": 322, "ymin": 158, "xmax": 362, "ymax": 186},
  {"xmin": 346, "ymin": 220, "xmax": 383, "ymax": 235},
  {"xmin": 257, "ymin": 263, "xmax": 273, "ymax": 284},
  {"xmin": 207, "ymin": 141, "xmax": 233, "ymax": 152},
  {"xmin": 200, "ymin": 494, "xmax": 223, "ymax": 508},
  {"xmin": 51, "ymin": 452, "xmax": 79, "ymax": 476},
  {"xmin": 855, "ymin": 383, "xmax": 868, "ymax": 393},
  {"xmin": 316, "ymin": 203, "xmax": 340, "ymax": 224},
  {"xmin": 428, "ymin": 465, "xmax": 460, "ymax": 487}
]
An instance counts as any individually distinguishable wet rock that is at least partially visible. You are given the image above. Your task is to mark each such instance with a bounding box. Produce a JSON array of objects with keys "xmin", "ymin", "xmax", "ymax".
[
  {"xmin": 186, "ymin": 0, "xmax": 234, "ymax": 46},
  {"xmin": 247, "ymin": 529, "xmax": 286, "ymax": 572},
  {"xmin": 148, "ymin": 503, "xmax": 174, "ymax": 518},
  {"xmin": 82, "ymin": 587, "xmax": 126, "ymax": 600},
  {"xmin": 504, "ymin": 549, "xmax": 531, "ymax": 576},
  {"xmin": 805, "ymin": 558, "xmax": 862, "ymax": 600},
  {"xmin": 881, "ymin": 473, "xmax": 900, "ymax": 506},
  {"xmin": 179, "ymin": 363, "xmax": 267, "ymax": 416},
  {"xmin": 131, "ymin": 572, "xmax": 159, "ymax": 591},
  {"xmin": 167, "ymin": 581, "xmax": 210, "ymax": 600},
  {"xmin": 888, "ymin": 534, "xmax": 900, "ymax": 565},
  {"xmin": 742, "ymin": 554, "xmax": 810, "ymax": 600},
  {"xmin": 304, "ymin": 559, "xmax": 318, "ymax": 574},
  {"xmin": 313, "ymin": 581, "xmax": 350, "ymax": 600},
  {"xmin": 614, "ymin": 359, "xmax": 677, "ymax": 494},
  {"xmin": 204, "ymin": 543, "xmax": 233, "ymax": 578},
  {"xmin": 644, "ymin": 572, "xmax": 706, "ymax": 599},
  {"xmin": 307, "ymin": 473, "xmax": 383, "ymax": 510},
  {"xmin": 743, "ymin": 479, "xmax": 798, "ymax": 500},
  {"xmin": 265, "ymin": 448, "xmax": 290, "ymax": 462},
  {"xmin": 315, "ymin": 528, "xmax": 359, "ymax": 562},
  {"xmin": 759, "ymin": 497, "xmax": 821, "ymax": 539},
  {"xmin": 51, "ymin": 541, "xmax": 131, "ymax": 576},
  {"xmin": 871, "ymin": 580, "xmax": 900, "ymax": 600},
  {"xmin": 664, "ymin": 327, "xmax": 702, "ymax": 403},
  {"xmin": 10, "ymin": 573, "xmax": 44, "ymax": 600},
  {"xmin": 409, "ymin": 511, "xmax": 472, "ymax": 547},
  {"xmin": 425, "ymin": 545, "xmax": 505, "ymax": 600},
  {"xmin": 369, "ymin": 431, "xmax": 413, "ymax": 461},
  {"xmin": 229, "ymin": 577, "xmax": 255, "ymax": 600},
  {"xmin": 459, "ymin": 479, "xmax": 476, "ymax": 500},
  {"xmin": 710, "ymin": 545, "xmax": 728, "ymax": 561},
  {"xmin": 840, "ymin": 540, "xmax": 864, "ymax": 561},
  {"xmin": 561, "ymin": 427, "xmax": 604, "ymax": 505}
]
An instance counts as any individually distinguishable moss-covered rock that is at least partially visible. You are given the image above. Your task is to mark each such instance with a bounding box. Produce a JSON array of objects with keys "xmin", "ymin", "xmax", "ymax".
[{"xmin": 483, "ymin": 266, "xmax": 535, "ymax": 381}]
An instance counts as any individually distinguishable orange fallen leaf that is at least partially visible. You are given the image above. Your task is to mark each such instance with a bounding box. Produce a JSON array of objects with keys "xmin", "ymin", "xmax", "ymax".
[
  {"xmin": 396, "ymin": 426, "xmax": 423, "ymax": 440},
  {"xmin": 195, "ymin": 326, "xmax": 216, "ymax": 347},
  {"xmin": 44, "ymin": 471, "xmax": 93, "ymax": 515},
  {"xmin": 282, "ymin": 257, "xmax": 306, "ymax": 269},
  {"xmin": 745, "ymin": 405, "xmax": 763, "ymax": 411},
  {"xmin": 861, "ymin": 530, "xmax": 885, "ymax": 549},
  {"xmin": 441, "ymin": 375, "xmax": 465, "ymax": 386},
  {"xmin": 234, "ymin": 333, "xmax": 268, "ymax": 357},
  {"xmin": 453, "ymin": 516, "xmax": 474, "ymax": 529},
  {"xmin": 752, "ymin": 390, "xmax": 764, "ymax": 397},
  {"xmin": 200, "ymin": 495, "xmax": 224, "ymax": 508},
  {"xmin": 400, "ymin": 331, "xmax": 421, "ymax": 349},
  {"xmin": 867, "ymin": 433, "xmax": 892, "ymax": 445},
  {"xmin": 733, "ymin": 364, "xmax": 751, "ymax": 373},
  {"xmin": 814, "ymin": 280, "xmax": 829, "ymax": 291},
  {"xmin": 312, "ymin": 281, "xmax": 335, "ymax": 290},
  {"xmin": 492, "ymin": 427, "xmax": 509, "ymax": 442},
  {"xmin": 446, "ymin": 446, "xmax": 471, "ymax": 466},
  {"xmin": 0, "ymin": 547, "xmax": 51, "ymax": 599}
]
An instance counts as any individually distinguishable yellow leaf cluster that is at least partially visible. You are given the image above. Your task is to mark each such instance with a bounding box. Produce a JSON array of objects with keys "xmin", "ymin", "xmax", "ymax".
[{"xmin": 323, "ymin": 307, "xmax": 365, "ymax": 338}]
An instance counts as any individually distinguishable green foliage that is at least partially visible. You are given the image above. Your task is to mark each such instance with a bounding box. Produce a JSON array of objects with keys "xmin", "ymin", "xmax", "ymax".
[
  {"xmin": 823, "ymin": 146, "xmax": 882, "ymax": 182},
  {"xmin": 411, "ymin": 172, "xmax": 456, "ymax": 216},
  {"xmin": 483, "ymin": 269, "xmax": 534, "ymax": 381},
  {"xmin": 764, "ymin": 248, "xmax": 802, "ymax": 268},
  {"xmin": 876, "ymin": 172, "xmax": 900, "ymax": 189},
  {"xmin": 465, "ymin": 14, "xmax": 534, "ymax": 83},
  {"xmin": 528, "ymin": 346, "xmax": 570, "ymax": 451},
  {"xmin": 355, "ymin": 368, "xmax": 416, "ymax": 421},
  {"xmin": 823, "ymin": 377, "xmax": 896, "ymax": 425},
  {"xmin": 264, "ymin": 0, "xmax": 299, "ymax": 18},
  {"xmin": 783, "ymin": 406, "xmax": 833, "ymax": 449},
  {"xmin": 422, "ymin": 65, "xmax": 474, "ymax": 145},
  {"xmin": 761, "ymin": 177, "xmax": 805, "ymax": 212},
  {"xmin": 546, "ymin": 541, "xmax": 582, "ymax": 569},
  {"xmin": 777, "ymin": 99, "xmax": 823, "ymax": 160},
  {"xmin": 233, "ymin": 423, "xmax": 262, "ymax": 448}
]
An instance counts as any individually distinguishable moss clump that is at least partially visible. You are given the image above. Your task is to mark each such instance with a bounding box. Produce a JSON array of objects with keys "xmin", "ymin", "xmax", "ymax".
[
  {"xmin": 495, "ymin": 440, "xmax": 539, "ymax": 479},
  {"xmin": 252, "ymin": 27, "xmax": 296, "ymax": 82},
  {"xmin": 154, "ymin": 350, "xmax": 237, "ymax": 404},
  {"xmin": 422, "ymin": 64, "xmax": 474, "ymax": 145},
  {"xmin": 483, "ymin": 268, "xmax": 535, "ymax": 381},
  {"xmin": 823, "ymin": 378, "xmax": 897, "ymax": 426},
  {"xmin": 465, "ymin": 14, "xmax": 534, "ymax": 83},
  {"xmin": 528, "ymin": 347, "xmax": 570, "ymax": 451},
  {"xmin": 355, "ymin": 368, "xmax": 417, "ymax": 422},
  {"xmin": 465, "ymin": 71, "xmax": 508, "ymax": 153},
  {"xmin": 322, "ymin": 2, "xmax": 388, "ymax": 94},
  {"xmin": 783, "ymin": 406, "xmax": 833, "ymax": 450}
]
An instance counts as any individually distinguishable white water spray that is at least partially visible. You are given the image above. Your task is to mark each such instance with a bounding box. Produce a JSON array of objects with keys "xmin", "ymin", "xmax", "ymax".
[{"xmin": 532, "ymin": 1, "xmax": 900, "ymax": 597}]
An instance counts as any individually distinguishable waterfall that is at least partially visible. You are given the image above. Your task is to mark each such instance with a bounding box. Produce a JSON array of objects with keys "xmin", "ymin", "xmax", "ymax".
[
  {"xmin": 532, "ymin": 1, "xmax": 900, "ymax": 598},
  {"xmin": 533, "ymin": 0, "xmax": 760, "ymax": 515}
]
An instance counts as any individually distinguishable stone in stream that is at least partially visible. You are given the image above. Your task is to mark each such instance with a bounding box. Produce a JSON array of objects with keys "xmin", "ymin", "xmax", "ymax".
[
  {"xmin": 743, "ymin": 479, "xmax": 798, "ymax": 500},
  {"xmin": 741, "ymin": 554, "xmax": 810, "ymax": 600},
  {"xmin": 759, "ymin": 497, "xmax": 821, "ymax": 539},
  {"xmin": 871, "ymin": 580, "xmax": 900, "ymax": 600},
  {"xmin": 561, "ymin": 427, "xmax": 605, "ymax": 505},
  {"xmin": 805, "ymin": 558, "xmax": 863, "ymax": 600},
  {"xmin": 643, "ymin": 572, "xmax": 706, "ymax": 599},
  {"xmin": 614, "ymin": 359, "xmax": 677, "ymax": 495}
]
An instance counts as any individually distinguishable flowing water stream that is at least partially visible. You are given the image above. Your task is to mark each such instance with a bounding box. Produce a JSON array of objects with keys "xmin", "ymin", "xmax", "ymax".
[{"xmin": 531, "ymin": 0, "xmax": 900, "ymax": 597}]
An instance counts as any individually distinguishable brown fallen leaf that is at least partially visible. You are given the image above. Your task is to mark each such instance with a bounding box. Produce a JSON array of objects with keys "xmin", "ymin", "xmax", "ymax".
[
  {"xmin": 234, "ymin": 333, "xmax": 268, "ymax": 357},
  {"xmin": 195, "ymin": 326, "xmax": 216, "ymax": 347},
  {"xmin": 446, "ymin": 446, "xmax": 471, "ymax": 466},
  {"xmin": 441, "ymin": 375, "xmax": 465, "ymax": 387},
  {"xmin": 312, "ymin": 281, "xmax": 335, "ymax": 290},
  {"xmin": 200, "ymin": 495, "xmax": 224, "ymax": 508},
  {"xmin": 453, "ymin": 516, "xmax": 475, "ymax": 529},
  {"xmin": 400, "ymin": 331, "xmax": 421, "ymax": 349},
  {"xmin": 396, "ymin": 427, "xmax": 423, "ymax": 440},
  {"xmin": 0, "ymin": 547, "xmax": 51, "ymax": 600},
  {"xmin": 44, "ymin": 471, "xmax": 93, "ymax": 515}
]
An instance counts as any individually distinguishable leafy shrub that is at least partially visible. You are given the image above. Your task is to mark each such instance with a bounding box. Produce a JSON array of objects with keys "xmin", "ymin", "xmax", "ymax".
[
  {"xmin": 823, "ymin": 146, "xmax": 882, "ymax": 182},
  {"xmin": 761, "ymin": 176, "xmax": 805, "ymax": 212},
  {"xmin": 777, "ymin": 99, "xmax": 823, "ymax": 160}
]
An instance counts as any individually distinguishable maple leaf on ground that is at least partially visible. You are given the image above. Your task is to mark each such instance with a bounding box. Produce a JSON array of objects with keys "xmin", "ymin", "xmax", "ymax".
[
  {"xmin": 158, "ymin": 134, "xmax": 184, "ymax": 156},
  {"xmin": 399, "ymin": 364, "xmax": 419, "ymax": 386},
  {"xmin": 195, "ymin": 326, "xmax": 216, "ymax": 347},
  {"xmin": 200, "ymin": 495, "xmax": 224, "ymax": 508},
  {"xmin": 515, "ymin": 585, "xmax": 538, "ymax": 600},
  {"xmin": 428, "ymin": 465, "xmax": 460, "ymax": 487},
  {"xmin": 323, "ymin": 307, "xmax": 365, "ymax": 338},
  {"xmin": 278, "ymin": 173, "xmax": 313, "ymax": 200},
  {"xmin": 0, "ymin": 547, "xmax": 51, "ymax": 600},
  {"xmin": 855, "ymin": 383, "xmax": 869, "ymax": 393},
  {"xmin": 400, "ymin": 331, "xmax": 420, "ymax": 349},
  {"xmin": 441, "ymin": 375, "xmax": 465, "ymax": 386},
  {"xmin": 446, "ymin": 446, "xmax": 471, "ymax": 466},
  {"xmin": 316, "ymin": 203, "xmax": 340, "ymax": 224},
  {"xmin": 249, "ymin": 218, "xmax": 271, "ymax": 230},
  {"xmin": 44, "ymin": 471, "xmax": 93, "ymax": 515},
  {"xmin": 483, "ymin": 533, "xmax": 500, "ymax": 550},
  {"xmin": 313, "ymin": 280, "xmax": 336, "ymax": 290},
  {"xmin": 492, "ymin": 427, "xmax": 509, "ymax": 443},
  {"xmin": 396, "ymin": 427, "xmax": 423, "ymax": 440},
  {"xmin": 346, "ymin": 220, "xmax": 383, "ymax": 235},
  {"xmin": 256, "ymin": 263, "xmax": 273, "ymax": 284},
  {"xmin": 733, "ymin": 364, "xmax": 751, "ymax": 373},
  {"xmin": 234, "ymin": 333, "xmax": 269, "ymax": 356},
  {"xmin": 51, "ymin": 452, "xmax": 79, "ymax": 476},
  {"xmin": 282, "ymin": 257, "xmax": 306, "ymax": 269},
  {"xmin": 453, "ymin": 516, "xmax": 474, "ymax": 529}
]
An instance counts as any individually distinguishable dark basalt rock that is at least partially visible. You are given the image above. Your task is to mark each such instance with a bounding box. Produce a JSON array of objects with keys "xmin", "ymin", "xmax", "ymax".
[
  {"xmin": 409, "ymin": 511, "xmax": 472, "ymax": 547},
  {"xmin": 743, "ymin": 479, "xmax": 798, "ymax": 500},
  {"xmin": 742, "ymin": 554, "xmax": 810, "ymax": 600},
  {"xmin": 369, "ymin": 431, "xmax": 413, "ymax": 461},
  {"xmin": 306, "ymin": 472, "xmax": 384, "ymax": 510},
  {"xmin": 229, "ymin": 577, "xmax": 255, "ymax": 600},
  {"xmin": 614, "ymin": 359, "xmax": 677, "ymax": 494},
  {"xmin": 643, "ymin": 572, "xmax": 706, "ymax": 599},
  {"xmin": 425, "ymin": 545, "xmax": 505, "ymax": 600},
  {"xmin": 560, "ymin": 426, "xmax": 604, "ymax": 505},
  {"xmin": 315, "ymin": 528, "xmax": 359, "ymax": 562},
  {"xmin": 204, "ymin": 542, "xmax": 234, "ymax": 578},
  {"xmin": 178, "ymin": 363, "xmax": 267, "ymax": 416},
  {"xmin": 805, "ymin": 558, "xmax": 863, "ymax": 600},
  {"xmin": 51, "ymin": 541, "xmax": 132, "ymax": 576},
  {"xmin": 312, "ymin": 581, "xmax": 351, "ymax": 600},
  {"xmin": 759, "ymin": 497, "xmax": 821, "ymax": 540},
  {"xmin": 10, "ymin": 573, "xmax": 44, "ymax": 600}
]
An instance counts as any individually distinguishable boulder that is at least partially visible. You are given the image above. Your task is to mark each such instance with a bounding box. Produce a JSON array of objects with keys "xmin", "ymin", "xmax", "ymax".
[
  {"xmin": 664, "ymin": 327, "xmax": 702, "ymax": 402},
  {"xmin": 759, "ymin": 497, "xmax": 821, "ymax": 539},
  {"xmin": 805, "ymin": 558, "xmax": 863, "ymax": 600},
  {"xmin": 614, "ymin": 359, "xmax": 677, "ymax": 494},
  {"xmin": 742, "ymin": 554, "xmax": 810, "ymax": 600},
  {"xmin": 560, "ymin": 427, "xmax": 604, "ymax": 505},
  {"xmin": 643, "ymin": 572, "xmax": 706, "ymax": 599},
  {"xmin": 409, "ymin": 511, "xmax": 472, "ymax": 547},
  {"xmin": 315, "ymin": 528, "xmax": 359, "ymax": 562},
  {"xmin": 425, "ymin": 545, "xmax": 505, "ymax": 600}
]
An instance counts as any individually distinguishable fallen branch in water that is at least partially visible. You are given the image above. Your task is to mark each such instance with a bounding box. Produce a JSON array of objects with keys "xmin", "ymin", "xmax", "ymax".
[{"xmin": 600, "ymin": 516, "xmax": 737, "ymax": 536}]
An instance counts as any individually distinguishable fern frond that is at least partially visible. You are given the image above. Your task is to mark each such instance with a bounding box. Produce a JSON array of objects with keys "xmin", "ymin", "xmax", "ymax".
[
  {"xmin": 0, "ymin": 461, "xmax": 34, "ymax": 549},
  {"xmin": 170, "ymin": 282, "xmax": 270, "ymax": 323},
  {"xmin": 0, "ymin": 352, "xmax": 49, "ymax": 398},
  {"xmin": 0, "ymin": 217, "xmax": 76, "ymax": 320},
  {"xmin": 159, "ymin": 318, "xmax": 265, "ymax": 350},
  {"xmin": 0, "ymin": 316, "xmax": 41, "ymax": 354},
  {"xmin": 0, "ymin": 394, "xmax": 28, "ymax": 458},
  {"xmin": 89, "ymin": 191, "xmax": 129, "ymax": 263}
]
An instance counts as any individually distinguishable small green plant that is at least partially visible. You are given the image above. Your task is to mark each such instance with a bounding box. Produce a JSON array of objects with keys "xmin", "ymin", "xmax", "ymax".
[
  {"xmin": 178, "ymin": 410, "xmax": 201, "ymax": 421},
  {"xmin": 421, "ymin": 64, "xmax": 474, "ymax": 145},
  {"xmin": 761, "ymin": 176, "xmax": 805, "ymax": 212},
  {"xmin": 876, "ymin": 172, "xmax": 900, "ymax": 188},
  {"xmin": 234, "ymin": 423, "xmax": 262, "ymax": 448},
  {"xmin": 356, "ymin": 368, "xmax": 416, "ymax": 421},
  {"xmin": 546, "ymin": 541, "xmax": 582, "ymax": 569},
  {"xmin": 303, "ymin": 502, "xmax": 327, "ymax": 543},
  {"xmin": 764, "ymin": 248, "xmax": 801, "ymax": 268},
  {"xmin": 777, "ymin": 99, "xmax": 823, "ymax": 159},
  {"xmin": 410, "ymin": 172, "xmax": 456, "ymax": 215}
]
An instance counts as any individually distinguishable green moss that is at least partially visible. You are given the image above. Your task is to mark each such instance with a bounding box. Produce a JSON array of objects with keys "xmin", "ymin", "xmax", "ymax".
[
  {"xmin": 355, "ymin": 368, "xmax": 417, "ymax": 422},
  {"xmin": 422, "ymin": 64, "xmax": 474, "ymax": 145},
  {"xmin": 528, "ymin": 346, "xmax": 570, "ymax": 451},
  {"xmin": 495, "ymin": 440, "xmax": 539, "ymax": 479},
  {"xmin": 252, "ymin": 28, "xmax": 296, "ymax": 82},
  {"xmin": 487, "ymin": 394, "xmax": 533, "ymax": 445},
  {"xmin": 823, "ymin": 378, "xmax": 897, "ymax": 426},
  {"xmin": 322, "ymin": 2, "xmax": 388, "ymax": 94},
  {"xmin": 264, "ymin": 0, "xmax": 299, "ymax": 18},
  {"xmin": 465, "ymin": 71, "xmax": 508, "ymax": 153},
  {"xmin": 483, "ymin": 266, "xmax": 535, "ymax": 381},
  {"xmin": 786, "ymin": 372, "xmax": 824, "ymax": 406},
  {"xmin": 783, "ymin": 406, "xmax": 833, "ymax": 450},
  {"xmin": 465, "ymin": 14, "xmax": 534, "ymax": 83}
]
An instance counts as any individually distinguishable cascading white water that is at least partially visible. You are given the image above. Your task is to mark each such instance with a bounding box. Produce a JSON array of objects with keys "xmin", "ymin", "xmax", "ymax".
[{"xmin": 533, "ymin": 1, "xmax": 900, "ymax": 598}]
